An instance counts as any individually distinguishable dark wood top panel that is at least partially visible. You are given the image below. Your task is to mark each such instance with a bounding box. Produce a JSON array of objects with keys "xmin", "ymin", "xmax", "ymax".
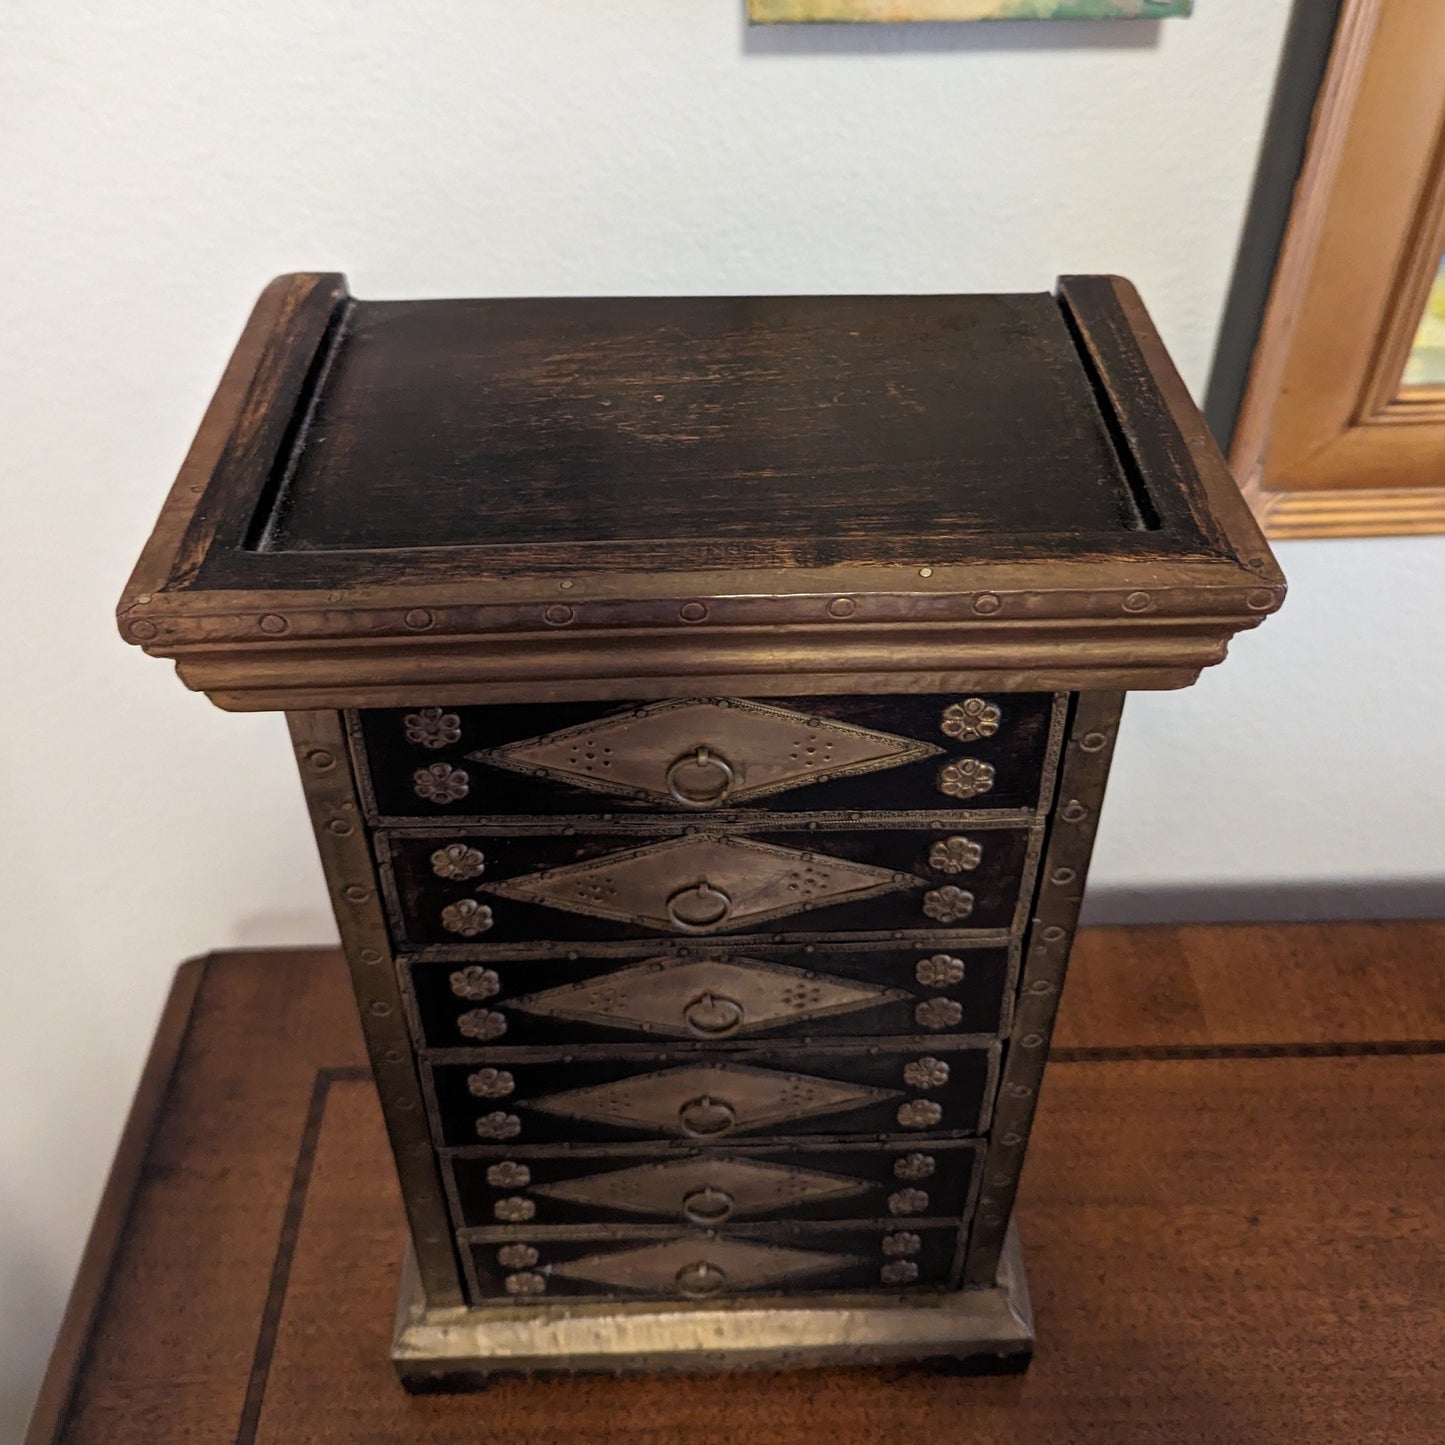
[
  {"xmin": 116, "ymin": 274, "xmax": 1284, "ymax": 704},
  {"xmin": 254, "ymin": 293, "xmax": 1155, "ymax": 565}
]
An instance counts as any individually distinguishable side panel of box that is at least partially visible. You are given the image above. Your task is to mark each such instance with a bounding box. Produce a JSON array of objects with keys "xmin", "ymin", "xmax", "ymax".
[
  {"xmin": 287, "ymin": 710, "xmax": 466, "ymax": 1307},
  {"xmin": 963, "ymin": 691, "xmax": 1124, "ymax": 1286}
]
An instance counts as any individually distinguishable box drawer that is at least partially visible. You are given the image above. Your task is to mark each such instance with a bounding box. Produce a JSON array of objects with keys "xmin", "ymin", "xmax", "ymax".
[
  {"xmin": 405, "ymin": 942, "xmax": 1014, "ymax": 1048},
  {"xmin": 353, "ymin": 693, "xmax": 1058, "ymax": 820},
  {"xmin": 423, "ymin": 1040, "xmax": 998, "ymax": 1148},
  {"xmin": 382, "ymin": 825, "xmax": 1032, "ymax": 946},
  {"xmin": 462, "ymin": 1220, "xmax": 961, "ymax": 1302},
  {"xmin": 444, "ymin": 1137, "xmax": 980, "ymax": 1230}
]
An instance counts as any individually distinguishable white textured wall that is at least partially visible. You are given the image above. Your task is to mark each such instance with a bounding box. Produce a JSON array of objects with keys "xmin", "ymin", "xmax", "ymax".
[{"xmin": 4, "ymin": 0, "xmax": 1443, "ymax": 1435}]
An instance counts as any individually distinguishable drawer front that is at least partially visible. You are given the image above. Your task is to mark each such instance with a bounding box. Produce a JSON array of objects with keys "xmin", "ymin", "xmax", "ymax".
[
  {"xmin": 406, "ymin": 943, "xmax": 1013, "ymax": 1048},
  {"xmin": 463, "ymin": 1221, "xmax": 960, "ymax": 1302},
  {"xmin": 382, "ymin": 825, "xmax": 1032, "ymax": 946},
  {"xmin": 425, "ymin": 1042, "xmax": 998, "ymax": 1148},
  {"xmin": 354, "ymin": 693, "xmax": 1056, "ymax": 820},
  {"xmin": 445, "ymin": 1138, "xmax": 980, "ymax": 1229}
]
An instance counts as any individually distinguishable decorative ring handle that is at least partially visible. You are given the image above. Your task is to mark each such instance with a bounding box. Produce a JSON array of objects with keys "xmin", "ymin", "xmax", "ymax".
[
  {"xmin": 678, "ymin": 1094, "xmax": 736, "ymax": 1138},
  {"xmin": 682, "ymin": 1186, "xmax": 735, "ymax": 1224},
  {"xmin": 683, "ymin": 991, "xmax": 745, "ymax": 1037},
  {"xmin": 675, "ymin": 1260, "xmax": 728, "ymax": 1297},
  {"xmin": 666, "ymin": 746, "xmax": 735, "ymax": 807},
  {"xmin": 666, "ymin": 881, "xmax": 733, "ymax": 931}
]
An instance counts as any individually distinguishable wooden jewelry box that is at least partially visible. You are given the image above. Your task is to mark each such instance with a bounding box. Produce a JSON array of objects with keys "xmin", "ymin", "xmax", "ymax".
[{"xmin": 118, "ymin": 273, "xmax": 1283, "ymax": 1385}]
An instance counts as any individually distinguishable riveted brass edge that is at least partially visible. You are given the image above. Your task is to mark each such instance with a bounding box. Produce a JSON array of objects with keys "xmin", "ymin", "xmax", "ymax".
[
  {"xmin": 128, "ymin": 567, "xmax": 1277, "ymax": 621},
  {"xmin": 959, "ymin": 691, "xmax": 1124, "ymax": 1288},
  {"xmin": 182, "ymin": 654, "xmax": 1219, "ymax": 711},
  {"xmin": 285, "ymin": 709, "xmax": 465, "ymax": 1307},
  {"xmin": 199, "ymin": 665, "xmax": 1206, "ymax": 710}
]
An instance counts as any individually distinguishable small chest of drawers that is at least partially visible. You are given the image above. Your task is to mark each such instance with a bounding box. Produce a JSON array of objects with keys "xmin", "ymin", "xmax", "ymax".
[
  {"xmin": 362, "ymin": 690, "xmax": 1044, "ymax": 1307},
  {"xmin": 120, "ymin": 274, "xmax": 1282, "ymax": 1384}
]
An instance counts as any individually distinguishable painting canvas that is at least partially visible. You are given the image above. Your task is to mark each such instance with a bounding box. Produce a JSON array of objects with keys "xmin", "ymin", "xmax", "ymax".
[
  {"xmin": 749, "ymin": 1, "xmax": 1192, "ymax": 19},
  {"xmin": 1403, "ymin": 252, "xmax": 1445, "ymax": 389}
]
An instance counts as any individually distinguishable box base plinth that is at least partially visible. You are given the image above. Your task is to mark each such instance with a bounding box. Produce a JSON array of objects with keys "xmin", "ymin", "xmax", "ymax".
[{"xmin": 391, "ymin": 1225, "xmax": 1034, "ymax": 1389}]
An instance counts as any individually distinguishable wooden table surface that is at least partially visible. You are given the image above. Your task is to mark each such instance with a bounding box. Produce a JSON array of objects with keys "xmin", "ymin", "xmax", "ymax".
[{"xmin": 26, "ymin": 923, "xmax": 1445, "ymax": 1445}]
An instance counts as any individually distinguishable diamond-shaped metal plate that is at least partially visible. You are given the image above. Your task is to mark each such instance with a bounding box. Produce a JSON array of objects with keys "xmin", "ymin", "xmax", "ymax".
[
  {"xmin": 484, "ymin": 834, "xmax": 918, "ymax": 932},
  {"xmin": 531, "ymin": 1155, "xmax": 868, "ymax": 1219},
  {"xmin": 507, "ymin": 957, "xmax": 909, "ymax": 1038},
  {"xmin": 549, "ymin": 1237, "xmax": 861, "ymax": 1295},
  {"xmin": 525, "ymin": 1062, "xmax": 899, "ymax": 1136},
  {"xmin": 470, "ymin": 698, "xmax": 941, "ymax": 807}
]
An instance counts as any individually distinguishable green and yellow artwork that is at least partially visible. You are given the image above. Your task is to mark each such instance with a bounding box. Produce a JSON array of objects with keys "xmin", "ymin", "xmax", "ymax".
[
  {"xmin": 1403, "ymin": 253, "xmax": 1445, "ymax": 389},
  {"xmin": 749, "ymin": 0, "xmax": 1191, "ymax": 19}
]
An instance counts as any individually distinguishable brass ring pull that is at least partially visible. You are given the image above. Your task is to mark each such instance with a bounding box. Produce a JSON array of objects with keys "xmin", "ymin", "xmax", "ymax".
[
  {"xmin": 675, "ymin": 1260, "xmax": 728, "ymax": 1297},
  {"xmin": 666, "ymin": 881, "xmax": 732, "ymax": 931},
  {"xmin": 682, "ymin": 1186, "xmax": 735, "ymax": 1224},
  {"xmin": 665, "ymin": 746, "xmax": 735, "ymax": 807},
  {"xmin": 683, "ymin": 991, "xmax": 745, "ymax": 1037},
  {"xmin": 678, "ymin": 1094, "xmax": 736, "ymax": 1138}
]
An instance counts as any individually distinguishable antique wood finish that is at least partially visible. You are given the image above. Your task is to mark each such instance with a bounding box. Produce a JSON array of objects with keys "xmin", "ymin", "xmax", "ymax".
[
  {"xmin": 118, "ymin": 277, "xmax": 1282, "ymax": 708},
  {"xmin": 117, "ymin": 280, "xmax": 1282, "ymax": 1380},
  {"xmin": 27, "ymin": 928, "xmax": 1445, "ymax": 1442},
  {"xmin": 18, "ymin": 959, "xmax": 204, "ymax": 1445}
]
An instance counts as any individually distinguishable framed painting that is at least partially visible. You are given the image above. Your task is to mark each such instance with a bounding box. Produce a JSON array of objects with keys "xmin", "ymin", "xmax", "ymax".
[
  {"xmin": 1226, "ymin": 0, "xmax": 1445, "ymax": 537},
  {"xmin": 748, "ymin": 1, "xmax": 1191, "ymax": 20}
]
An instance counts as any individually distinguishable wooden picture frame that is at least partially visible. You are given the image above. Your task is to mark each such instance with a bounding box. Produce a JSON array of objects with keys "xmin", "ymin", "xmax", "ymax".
[
  {"xmin": 746, "ymin": 1, "xmax": 1189, "ymax": 20},
  {"xmin": 1231, "ymin": 0, "xmax": 1445, "ymax": 538}
]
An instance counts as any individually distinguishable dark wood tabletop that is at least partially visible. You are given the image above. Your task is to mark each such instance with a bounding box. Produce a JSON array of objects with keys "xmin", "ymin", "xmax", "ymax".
[{"xmin": 27, "ymin": 922, "xmax": 1445, "ymax": 1445}]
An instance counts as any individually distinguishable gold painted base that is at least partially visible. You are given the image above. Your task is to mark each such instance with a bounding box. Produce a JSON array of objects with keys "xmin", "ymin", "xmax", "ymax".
[{"xmin": 391, "ymin": 1226, "xmax": 1034, "ymax": 1389}]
